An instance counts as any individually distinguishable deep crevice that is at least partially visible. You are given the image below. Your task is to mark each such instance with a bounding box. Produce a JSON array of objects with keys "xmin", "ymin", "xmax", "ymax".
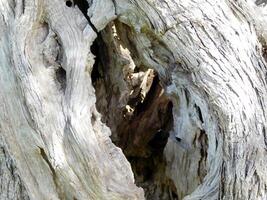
[
  {"xmin": 195, "ymin": 104, "xmax": 204, "ymax": 124},
  {"xmin": 197, "ymin": 130, "xmax": 208, "ymax": 181},
  {"xmin": 74, "ymin": 0, "xmax": 90, "ymax": 15},
  {"xmin": 74, "ymin": 0, "xmax": 98, "ymax": 34},
  {"xmin": 39, "ymin": 147, "xmax": 56, "ymax": 178},
  {"xmin": 91, "ymin": 22, "xmax": 178, "ymax": 200},
  {"xmin": 39, "ymin": 147, "xmax": 64, "ymax": 199},
  {"xmin": 90, "ymin": 35, "xmax": 105, "ymax": 84}
]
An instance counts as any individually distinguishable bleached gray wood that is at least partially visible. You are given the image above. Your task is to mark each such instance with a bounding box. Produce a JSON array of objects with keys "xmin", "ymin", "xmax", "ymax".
[
  {"xmin": 111, "ymin": 0, "xmax": 267, "ymax": 199},
  {"xmin": 0, "ymin": 0, "xmax": 267, "ymax": 199},
  {"xmin": 0, "ymin": 0, "xmax": 143, "ymax": 199}
]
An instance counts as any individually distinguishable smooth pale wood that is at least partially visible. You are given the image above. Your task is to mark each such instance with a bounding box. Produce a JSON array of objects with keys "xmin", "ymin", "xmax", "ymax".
[{"xmin": 0, "ymin": 0, "xmax": 266, "ymax": 199}]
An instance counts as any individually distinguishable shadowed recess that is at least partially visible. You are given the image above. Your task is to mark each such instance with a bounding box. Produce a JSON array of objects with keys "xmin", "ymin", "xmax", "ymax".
[{"xmin": 91, "ymin": 22, "xmax": 178, "ymax": 200}]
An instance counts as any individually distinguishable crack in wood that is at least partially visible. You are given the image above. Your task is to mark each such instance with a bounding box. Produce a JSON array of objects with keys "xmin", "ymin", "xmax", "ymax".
[{"xmin": 74, "ymin": 0, "xmax": 99, "ymax": 34}]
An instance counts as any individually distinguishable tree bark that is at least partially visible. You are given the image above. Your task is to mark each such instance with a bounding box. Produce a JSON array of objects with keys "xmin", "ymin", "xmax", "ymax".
[{"xmin": 0, "ymin": 0, "xmax": 267, "ymax": 200}]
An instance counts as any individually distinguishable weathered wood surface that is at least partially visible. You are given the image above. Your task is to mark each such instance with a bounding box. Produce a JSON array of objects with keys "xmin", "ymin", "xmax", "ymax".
[{"xmin": 0, "ymin": 0, "xmax": 267, "ymax": 199}]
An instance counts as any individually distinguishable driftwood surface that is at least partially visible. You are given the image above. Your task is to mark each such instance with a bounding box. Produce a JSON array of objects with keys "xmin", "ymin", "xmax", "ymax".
[{"xmin": 0, "ymin": 0, "xmax": 267, "ymax": 199}]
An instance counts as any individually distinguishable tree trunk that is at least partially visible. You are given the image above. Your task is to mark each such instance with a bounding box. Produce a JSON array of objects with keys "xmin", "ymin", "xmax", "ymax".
[{"xmin": 0, "ymin": 0, "xmax": 266, "ymax": 199}]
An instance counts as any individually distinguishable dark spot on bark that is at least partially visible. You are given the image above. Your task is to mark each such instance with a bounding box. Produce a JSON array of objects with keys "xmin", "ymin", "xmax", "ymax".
[
  {"xmin": 66, "ymin": 0, "xmax": 72, "ymax": 7},
  {"xmin": 22, "ymin": 0, "xmax": 25, "ymax": 14},
  {"xmin": 263, "ymin": 126, "xmax": 267, "ymax": 146},
  {"xmin": 255, "ymin": 0, "xmax": 267, "ymax": 6},
  {"xmin": 197, "ymin": 129, "xmax": 208, "ymax": 181},
  {"xmin": 175, "ymin": 136, "xmax": 181, "ymax": 142},
  {"xmin": 262, "ymin": 45, "xmax": 267, "ymax": 61},
  {"xmin": 55, "ymin": 66, "xmax": 66, "ymax": 91},
  {"xmin": 219, "ymin": 161, "xmax": 226, "ymax": 199},
  {"xmin": 245, "ymin": 160, "xmax": 250, "ymax": 177},
  {"xmin": 195, "ymin": 104, "xmax": 204, "ymax": 123},
  {"xmin": 184, "ymin": 89, "xmax": 190, "ymax": 107}
]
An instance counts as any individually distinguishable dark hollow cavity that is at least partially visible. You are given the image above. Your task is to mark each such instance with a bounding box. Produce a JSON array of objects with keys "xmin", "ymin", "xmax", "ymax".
[{"xmin": 91, "ymin": 22, "xmax": 178, "ymax": 200}]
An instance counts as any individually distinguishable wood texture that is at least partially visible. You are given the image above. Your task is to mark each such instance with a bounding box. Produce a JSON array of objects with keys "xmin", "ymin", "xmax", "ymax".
[{"xmin": 0, "ymin": 0, "xmax": 267, "ymax": 199}]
